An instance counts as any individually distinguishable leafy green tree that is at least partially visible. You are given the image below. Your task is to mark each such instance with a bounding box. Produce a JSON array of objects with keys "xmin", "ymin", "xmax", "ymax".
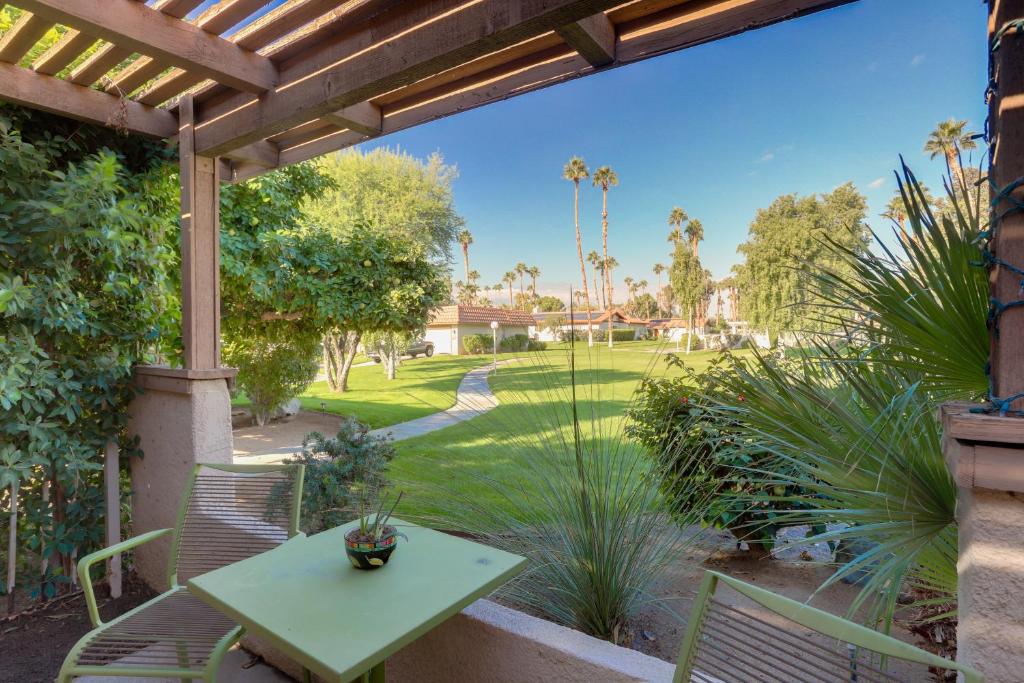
[
  {"xmin": 303, "ymin": 148, "xmax": 462, "ymax": 263},
  {"xmin": 300, "ymin": 149, "xmax": 461, "ymax": 389},
  {"xmin": 0, "ymin": 104, "xmax": 178, "ymax": 597},
  {"xmin": 733, "ymin": 183, "xmax": 869, "ymax": 340},
  {"xmin": 536, "ymin": 295, "xmax": 566, "ymax": 312},
  {"xmin": 669, "ymin": 241, "xmax": 707, "ymax": 354}
]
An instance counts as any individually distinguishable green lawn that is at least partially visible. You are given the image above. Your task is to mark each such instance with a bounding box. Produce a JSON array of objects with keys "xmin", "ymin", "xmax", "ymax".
[
  {"xmin": 389, "ymin": 343, "xmax": 743, "ymax": 519},
  {"xmin": 234, "ymin": 353, "xmax": 493, "ymax": 429}
]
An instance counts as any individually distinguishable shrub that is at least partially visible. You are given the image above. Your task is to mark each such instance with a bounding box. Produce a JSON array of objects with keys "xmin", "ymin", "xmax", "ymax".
[
  {"xmin": 285, "ymin": 418, "xmax": 396, "ymax": 533},
  {"xmin": 498, "ymin": 334, "xmax": 530, "ymax": 352},
  {"xmin": 611, "ymin": 329, "xmax": 636, "ymax": 342},
  {"xmin": 223, "ymin": 324, "xmax": 320, "ymax": 426},
  {"xmin": 625, "ymin": 353, "xmax": 812, "ymax": 555},
  {"xmin": 527, "ymin": 339, "xmax": 547, "ymax": 351},
  {"xmin": 462, "ymin": 333, "xmax": 491, "ymax": 354},
  {"xmin": 562, "ymin": 328, "xmax": 606, "ymax": 342}
]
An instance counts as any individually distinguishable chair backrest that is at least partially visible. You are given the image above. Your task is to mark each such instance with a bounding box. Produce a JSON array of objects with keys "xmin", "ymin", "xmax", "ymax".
[
  {"xmin": 674, "ymin": 570, "xmax": 983, "ymax": 683},
  {"xmin": 168, "ymin": 463, "xmax": 305, "ymax": 586}
]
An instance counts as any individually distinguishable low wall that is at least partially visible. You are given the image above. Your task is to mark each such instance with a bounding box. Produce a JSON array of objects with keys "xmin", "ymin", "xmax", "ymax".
[{"xmin": 245, "ymin": 599, "xmax": 676, "ymax": 682}]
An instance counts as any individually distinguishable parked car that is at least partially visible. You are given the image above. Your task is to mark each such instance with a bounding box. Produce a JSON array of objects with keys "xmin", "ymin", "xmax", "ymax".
[{"xmin": 368, "ymin": 339, "xmax": 434, "ymax": 362}]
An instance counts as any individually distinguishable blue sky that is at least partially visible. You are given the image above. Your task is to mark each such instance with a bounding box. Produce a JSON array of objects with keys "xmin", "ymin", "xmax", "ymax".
[{"xmin": 346, "ymin": 0, "xmax": 987, "ymax": 299}]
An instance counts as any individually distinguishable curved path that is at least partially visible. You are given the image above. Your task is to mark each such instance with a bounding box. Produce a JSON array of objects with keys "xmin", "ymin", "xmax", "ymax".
[{"xmin": 233, "ymin": 359, "xmax": 513, "ymax": 464}]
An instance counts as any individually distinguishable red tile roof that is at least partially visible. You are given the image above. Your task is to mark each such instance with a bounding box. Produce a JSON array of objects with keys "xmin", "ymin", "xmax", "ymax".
[{"xmin": 428, "ymin": 305, "xmax": 536, "ymax": 327}]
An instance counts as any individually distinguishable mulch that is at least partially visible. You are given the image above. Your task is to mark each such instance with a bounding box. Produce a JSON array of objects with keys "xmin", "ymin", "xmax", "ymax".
[{"xmin": 0, "ymin": 574, "xmax": 156, "ymax": 683}]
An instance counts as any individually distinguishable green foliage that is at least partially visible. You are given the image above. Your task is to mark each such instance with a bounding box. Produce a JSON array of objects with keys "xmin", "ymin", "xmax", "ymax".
[
  {"xmin": 303, "ymin": 148, "xmax": 464, "ymax": 263},
  {"xmin": 535, "ymin": 295, "xmax": 565, "ymax": 312},
  {"xmin": 527, "ymin": 339, "xmax": 547, "ymax": 351},
  {"xmin": 222, "ymin": 324, "xmax": 320, "ymax": 426},
  {"xmin": 432, "ymin": 350, "xmax": 695, "ymax": 643},
  {"xmin": 733, "ymin": 182, "xmax": 870, "ymax": 336},
  {"xmin": 286, "ymin": 419, "xmax": 396, "ymax": 534},
  {"xmin": 669, "ymin": 240, "xmax": 707, "ymax": 322},
  {"xmin": 462, "ymin": 334, "xmax": 492, "ymax": 355},
  {"xmin": 610, "ymin": 329, "xmax": 636, "ymax": 342},
  {"xmin": 0, "ymin": 103, "xmax": 177, "ymax": 593},
  {"xmin": 498, "ymin": 334, "xmax": 530, "ymax": 352},
  {"xmin": 626, "ymin": 354, "xmax": 812, "ymax": 552},
  {"xmin": 811, "ymin": 162, "xmax": 988, "ymax": 400}
]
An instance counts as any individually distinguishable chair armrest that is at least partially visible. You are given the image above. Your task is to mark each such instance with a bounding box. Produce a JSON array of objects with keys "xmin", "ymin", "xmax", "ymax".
[{"xmin": 78, "ymin": 528, "xmax": 173, "ymax": 628}]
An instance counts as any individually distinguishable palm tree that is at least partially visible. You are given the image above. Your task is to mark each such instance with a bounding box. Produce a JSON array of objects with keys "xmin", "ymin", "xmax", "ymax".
[
  {"xmin": 514, "ymin": 262, "xmax": 528, "ymax": 306},
  {"xmin": 624, "ymin": 276, "xmax": 635, "ymax": 305},
  {"xmin": 587, "ymin": 250, "xmax": 604, "ymax": 310},
  {"xmin": 527, "ymin": 265, "xmax": 540, "ymax": 295},
  {"xmin": 468, "ymin": 269, "xmax": 480, "ymax": 283},
  {"xmin": 667, "ymin": 207, "xmax": 687, "ymax": 247},
  {"xmin": 593, "ymin": 165, "xmax": 618, "ymax": 347},
  {"xmin": 685, "ymin": 218, "xmax": 704, "ymax": 260},
  {"xmin": 458, "ymin": 229, "xmax": 474, "ymax": 281},
  {"xmin": 564, "ymin": 156, "xmax": 594, "ymax": 344},
  {"xmin": 492, "ymin": 282, "xmax": 503, "ymax": 304},
  {"xmin": 924, "ymin": 118, "xmax": 977, "ymax": 181},
  {"xmin": 653, "ymin": 263, "xmax": 666, "ymax": 316},
  {"xmin": 502, "ymin": 271, "xmax": 517, "ymax": 307}
]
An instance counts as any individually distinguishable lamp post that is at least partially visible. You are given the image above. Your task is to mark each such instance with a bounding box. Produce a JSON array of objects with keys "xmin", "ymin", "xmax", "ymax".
[{"xmin": 490, "ymin": 320, "xmax": 499, "ymax": 374}]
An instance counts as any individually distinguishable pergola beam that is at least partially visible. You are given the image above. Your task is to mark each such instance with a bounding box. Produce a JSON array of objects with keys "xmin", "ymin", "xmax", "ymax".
[
  {"xmin": 0, "ymin": 61, "xmax": 177, "ymax": 138},
  {"xmin": 15, "ymin": 0, "xmax": 278, "ymax": 94},
  {"xmin": 322, "ymin": 102, "xmax": 383, "ymax": 137},
  {"xmin": 557, "ymin": 13, "xmax": 616, "ymax": 67},
  {"xmin": 0, "ymin": 12, "xmax": 52, "ymax": 64},
  {"xmin": 193, "ymin": 0, "xmax": 624, "ymax": 155}
]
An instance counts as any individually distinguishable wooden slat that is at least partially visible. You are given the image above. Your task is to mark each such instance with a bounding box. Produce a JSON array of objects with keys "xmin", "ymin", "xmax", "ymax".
[
  {"xmin": 73, "ymin": 0, "xmax": 203, "ymax": 89},
  {"xmin": 223, "ymin": 139, "xmax": 280, "ymax": 167},
  {"xmin": 193, "ymin": 0, "xmax": 269, "ymax": 36},
  {"xmin": 556, "ymin": 13, "xmax": 616, "ymax": 66},
  {"xmin": 31, "ymin": 28, "xmax": 95, "ymax": 75},
  {"xmin": 0, "ymin": 61, "xmax": 177, "ymax": 138},
  {"xmin": 322, "ymin": 101, "xmax": 382, "ymax": 137},
  {"xmin": 0, "ymin": 12, "xmax": 53, "ymax": 64},
  {"xmin": 137, "ymin": 71, "xmax": 206, "ymax": 107},
  {"xmin": 194, "ymin": 0, "xmax": 624, "ymax": 155},
  {"xmin": 17, "ymin": 0, "xmax": 278, "ymax": 93},
  {"xmin": 232, "ymin": 0, "xmax": 373, "ymax": 51},
  {"xmin": 69, "ymin": 43, "xmax": 135, "ymax": 86}
]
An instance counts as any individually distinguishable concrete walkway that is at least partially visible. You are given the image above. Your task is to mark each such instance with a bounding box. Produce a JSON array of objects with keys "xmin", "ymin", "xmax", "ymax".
[{"xmin": 234, "ymin": 360, "xmax": 513, "ymax": 464}]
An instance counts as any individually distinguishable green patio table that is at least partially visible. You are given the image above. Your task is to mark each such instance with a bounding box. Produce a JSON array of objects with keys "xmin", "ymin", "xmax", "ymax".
[{"xmin": 187, "ymin": 517, "xmax": 526, "ymax": 683}]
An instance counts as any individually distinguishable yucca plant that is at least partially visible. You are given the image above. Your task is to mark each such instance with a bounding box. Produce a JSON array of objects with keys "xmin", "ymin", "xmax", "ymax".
[{"xmin": 420, "ymin": 341, "xmax": 703, "ymax": 644}]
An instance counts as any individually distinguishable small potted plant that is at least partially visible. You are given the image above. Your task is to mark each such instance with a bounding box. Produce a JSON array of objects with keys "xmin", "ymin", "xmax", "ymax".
[{"xmin": 344, "ymin": 490, "xmax": 405, "ymax": 570}]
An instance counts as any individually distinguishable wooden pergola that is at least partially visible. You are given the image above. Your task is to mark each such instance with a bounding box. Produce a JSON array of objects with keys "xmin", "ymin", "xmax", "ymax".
[{"xmin": 4, "ymin": 2, "xmax": 1024, "ymax": 679}]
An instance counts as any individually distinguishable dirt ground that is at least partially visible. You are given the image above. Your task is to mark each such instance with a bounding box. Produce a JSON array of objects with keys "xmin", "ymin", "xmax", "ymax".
[{"xmin": 0, "ymin": 576, "xmax": 156, "ymax": 683}]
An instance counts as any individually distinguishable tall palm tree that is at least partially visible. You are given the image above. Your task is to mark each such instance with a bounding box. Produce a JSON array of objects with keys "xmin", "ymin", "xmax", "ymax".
[
  {"xmin": 685, "ymin": 218, "xmax": 704, "ymax": 260},
  {"xmin": 458, "ymin": 229, "xmax": 474, "ymax": 281},
  {"xmin": 593, "ymin": 165, "xmax": 618, "ymax": 347},
  {"xmin": 515, "ymin": 261, "xmax": 527, "ymax": 306},
  {"xmin": 564, "ymin": 156, "xmax": 594, "ymax": 344},
  {"xmin": 527, "ymin": 265, "xmax": 541, "ymax": 295},
  {"xmin": 492, "ymin": 282, "xmax": 503, "ymax": 305},
  {"xmin": 924, "ymin": 118, "xmax": 978, "ymax": 181},
  {"xmin": 667, "ymin": 207, "xmax": 687, "ymax": 248},
  {"xmin": 624, "ymin": 276, "xmax": 635, "ymax": 305},
  {"xmin": 587, "ymin": 250, "xmax": 604, "ymax": 310},
  {"xmin": 653, "ymin": 263, "xmax": 666, "ymax": 316},
  {"xmin": 502, "ymin": 271, "xmax": 517, "ymax": 307}
]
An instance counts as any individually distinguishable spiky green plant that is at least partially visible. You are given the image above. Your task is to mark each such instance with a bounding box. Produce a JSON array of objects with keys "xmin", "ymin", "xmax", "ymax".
[
  {"xmin": 704, "ymin": 347, "xmax": 957, "ymax": 625},
  {"xmin": 420, "ymin": 340, "xmax": 702, "ymax": 643}
]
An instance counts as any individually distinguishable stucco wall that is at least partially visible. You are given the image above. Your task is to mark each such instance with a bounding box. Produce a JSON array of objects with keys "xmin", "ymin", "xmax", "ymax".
[
  {"xmin": 244, "ymin": 599, "xmax": 675, "ymax": 682},
  {"xmin": 127, "ymin": 369, "xmax": 234, "ymax": 590}
]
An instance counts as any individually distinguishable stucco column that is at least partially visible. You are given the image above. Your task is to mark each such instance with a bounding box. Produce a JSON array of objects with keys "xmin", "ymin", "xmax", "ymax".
[
  {"xmin": 127, "ymin": 366, "xmax": 236, "ymax": 590},
  {"xmin": 942, "ymin": 406, "xmax": 1024, "ymax": 681}
]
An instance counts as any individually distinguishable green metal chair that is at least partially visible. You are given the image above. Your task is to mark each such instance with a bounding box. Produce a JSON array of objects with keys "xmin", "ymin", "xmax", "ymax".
[
  {"xmin": 675, "ymin": 570, "xmax": 983, "ymax": 683},
  {"xmin": 58, "ymin": 463, "xmax": 305, "ymax": 683}
]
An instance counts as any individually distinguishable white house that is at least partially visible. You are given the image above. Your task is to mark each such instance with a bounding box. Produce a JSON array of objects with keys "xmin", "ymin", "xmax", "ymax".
[
  {"xmin": 531, "ymin": 309, "xmax": 650, "ymax": 341},
  {"xmin": 424, "ymin": 305, "xmax": 536, "ymax": 355}
]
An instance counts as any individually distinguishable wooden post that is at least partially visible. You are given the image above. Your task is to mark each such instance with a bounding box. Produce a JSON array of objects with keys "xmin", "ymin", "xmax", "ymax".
[
  {"xmin": 989, "ymin": 0, "xmax": 1024, "ymax": 410},
  {"xmin": 178, "ymin": 94, "xmax": 221, "ymax": 370},
  {"xmin": 105, "ymin": 440, "xmax": 122, "ymax": 599},
  {"xmin": 6, "ymin": 480, "xmax": 17, "ymax": 614}
]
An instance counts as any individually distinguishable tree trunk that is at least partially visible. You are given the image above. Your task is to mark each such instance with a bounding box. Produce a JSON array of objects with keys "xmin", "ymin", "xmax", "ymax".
[
  {"xmin": 6, "ymin": 480, "xmax": 17, "ymax": 615},
  {"xmin": 336, "ymin": 331, "xmax": 361, "ymax": 392},
  {"xmin": 572, "ymin": 181, "xmax": 594, "ymax": 346},
  {"xmin": 601, "ymin": 189, "xmax": 612, "ymax": 349},
  {"xmin": 462, "ymin": 245, "xmax": 470, "ymax": 281},
  {"xmin": 324, "ymin": 332, "xmax": 342, "ymax": 391},
  {"xmin": 686, "ymin": 308, "xmax": 694, "ymax": 354}
]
